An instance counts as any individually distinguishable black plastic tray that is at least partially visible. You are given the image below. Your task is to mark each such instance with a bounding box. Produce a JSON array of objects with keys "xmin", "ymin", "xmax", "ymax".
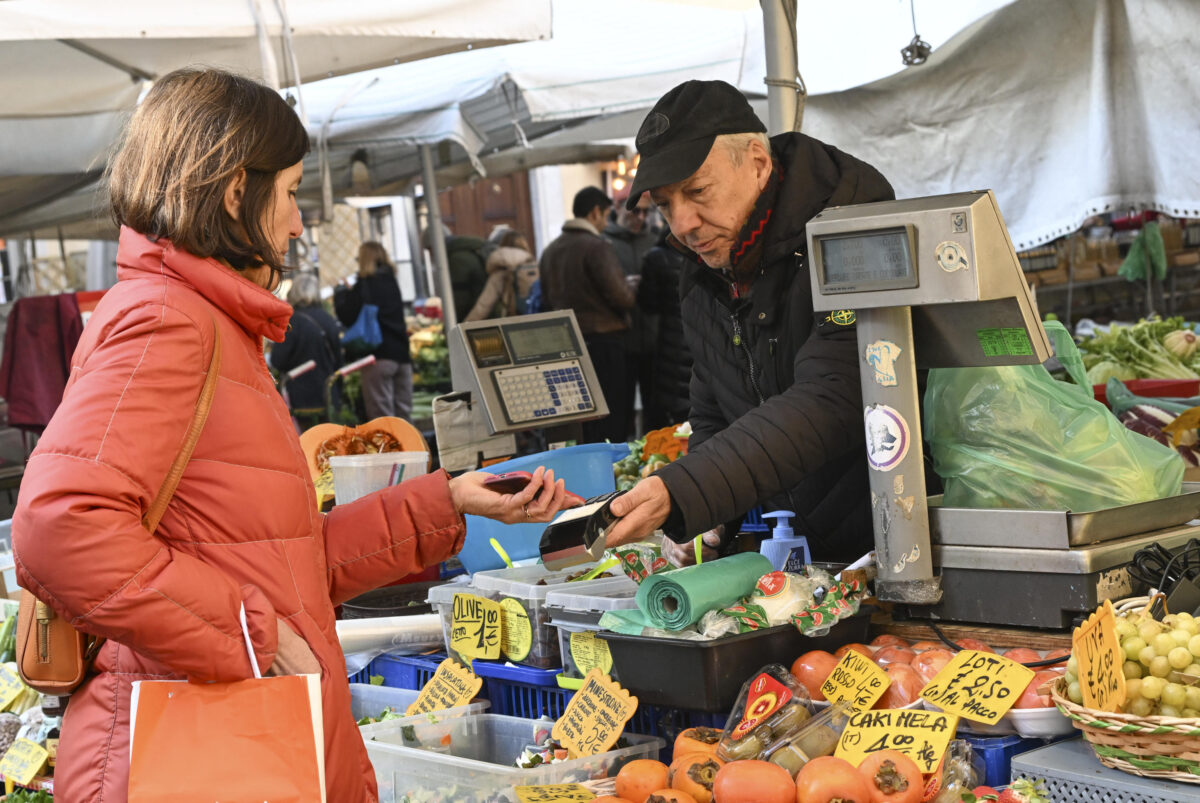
[
  {"xmin": 340, "ymin": 581, "xmax": 442, "ymax": 619},
  {"xmin": 597, "ymin": 610, "xmax": 871, "ymax": 712}
]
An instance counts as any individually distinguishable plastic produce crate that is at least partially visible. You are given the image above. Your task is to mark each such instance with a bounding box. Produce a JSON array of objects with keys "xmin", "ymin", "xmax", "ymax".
[
  {"xmin": 962, "ymin": 733, "xmax": 1072, "ymax": 790},
  {"xmin": 471, "ymin": 659, "xmax": 572, "ymax": 719},
  {"xmin": 628, "ymin": 705, "xmax": 727, "ymax": 764},
  {"xmin": 1011, "ymin": 737, "xmax": 1193, "ymax": 802},
  {"xmin": 458, "ymin": 443, "xmax": 628, "ymax": 572},
  {"xmin": 365, "ymin": 712, "xmax": 664, "ymax": 803},
  {"xmin": 358, "ymin": 652, "xmax": 445, "ymax": 690},
  {"xmin": 349, "ymin": 683, "xmax": 421, "ymax": 723},
  {"xmin": 740, "ymin": 506, "xmax": 768, "ymax": 532},
  {"xmin": 546, "ymin": 582, "xmax": 639, "ymax": 686}
]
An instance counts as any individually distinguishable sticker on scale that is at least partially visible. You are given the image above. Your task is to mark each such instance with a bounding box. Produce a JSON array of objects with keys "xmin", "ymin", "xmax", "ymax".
[
  {"xmin": 864, "ymin": 340, "xmax": 902, "ymax": 387},
  {"xmin": 864, "ymin": 404, "xmax": 910, "ymax": 471}
]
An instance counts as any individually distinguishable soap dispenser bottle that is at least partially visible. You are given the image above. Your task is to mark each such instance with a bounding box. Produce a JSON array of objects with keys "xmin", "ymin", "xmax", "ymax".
[{"xmin": 759, "ymin": 510, "xmax": 810, "ymax": 572}]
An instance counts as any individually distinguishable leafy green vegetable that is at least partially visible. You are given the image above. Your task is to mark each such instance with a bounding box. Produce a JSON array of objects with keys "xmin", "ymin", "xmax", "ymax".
[
  {"xmin": 369, "ymin": 675, "xmax": 385, "ymax": 686},
  {"xmin": 1077, "ymin": 317, "xmax": 1199, "ymax": 381}
]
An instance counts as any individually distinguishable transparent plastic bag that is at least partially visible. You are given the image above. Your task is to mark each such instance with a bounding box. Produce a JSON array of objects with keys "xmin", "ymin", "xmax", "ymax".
[{"xmin": 924, "ymin": 320, "xmax": 1183, "ymax": 512}]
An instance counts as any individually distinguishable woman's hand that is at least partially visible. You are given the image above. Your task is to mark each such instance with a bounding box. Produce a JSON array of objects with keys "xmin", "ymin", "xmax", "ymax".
[
  {"xmin": 448, "ymin": 466, "xmax": 580, "ymax": 524},
  {"xmin": 266, "ymin": 617, "xmax": 321, "ymax": 677}
]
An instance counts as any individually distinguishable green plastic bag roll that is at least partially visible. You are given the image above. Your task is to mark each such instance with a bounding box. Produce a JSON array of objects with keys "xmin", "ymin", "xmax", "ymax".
[{"xmin": 635, "ymin": 552, "xmax": 773, "ymax": 630}]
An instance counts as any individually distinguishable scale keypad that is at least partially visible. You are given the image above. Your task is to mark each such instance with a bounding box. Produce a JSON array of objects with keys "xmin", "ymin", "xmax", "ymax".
[{"xmin": 492, "ymin": 360, "xmax": 595, "ymax": 424}]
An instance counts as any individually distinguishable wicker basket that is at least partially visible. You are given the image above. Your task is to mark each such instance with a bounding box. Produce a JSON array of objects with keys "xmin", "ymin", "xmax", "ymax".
[{"xmin": 1051, "ymin": 675, "xmax": 1200, "ymax": 783}]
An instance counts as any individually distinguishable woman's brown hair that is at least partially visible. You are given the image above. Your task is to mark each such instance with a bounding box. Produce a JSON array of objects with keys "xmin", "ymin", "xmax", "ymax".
[
  {"xmin": 357, "ymin": 241, "xmax": 395, "ymax": 278},
  {"xmin": 108, "ymin": 68, "xmax": 309, "ymax": 280}
]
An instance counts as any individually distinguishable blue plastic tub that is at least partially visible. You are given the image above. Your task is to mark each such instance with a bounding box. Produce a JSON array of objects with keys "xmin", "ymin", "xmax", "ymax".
[
  {"xmin": 963, "ymin": 733, "xmax": 1074, "ymax": 789},
  {"xmin": 459, "ymin": 443, "xmax": 629, "ymax": 573},
  {"xmin": 470, "ymin": 658, "xmax": 570, "ymax": 719},
  {"xmin": 369, "ymin": 652, "xmax": 445, "ymax": 690}
]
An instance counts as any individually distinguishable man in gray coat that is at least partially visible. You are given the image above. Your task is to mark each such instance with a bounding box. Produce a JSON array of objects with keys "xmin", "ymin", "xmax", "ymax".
[{"xmin": 606, "ymin": 80, "xmax": 895, "ymax": 563}]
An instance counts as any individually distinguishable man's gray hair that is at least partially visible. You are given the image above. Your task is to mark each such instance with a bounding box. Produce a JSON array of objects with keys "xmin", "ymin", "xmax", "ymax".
[
  {"xmin": 716, "ymin": 131, "xmax": 770, "ymax": 167},
  {"xmin": 287, "ymin": 271, "xmax": 321, "ymax": 308}
]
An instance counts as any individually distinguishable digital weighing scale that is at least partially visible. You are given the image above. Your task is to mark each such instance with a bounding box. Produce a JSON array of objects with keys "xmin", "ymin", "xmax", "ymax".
[
  {"xmin": 434, "ymin": 311, "xmax": 610, "ymax": 471},
  {"xmin": 806, "ymin": 191, "xmax": 1200, "ymax": 625}
]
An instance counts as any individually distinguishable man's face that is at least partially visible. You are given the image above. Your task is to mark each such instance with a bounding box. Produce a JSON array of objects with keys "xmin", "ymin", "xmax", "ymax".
[
  {"xmin": 648, "ymin": 139, "xmax": 771, "ymax": 269},
  {"xmin": 618, "ymin": 195, "xmax": 654, "ymax": 234}
]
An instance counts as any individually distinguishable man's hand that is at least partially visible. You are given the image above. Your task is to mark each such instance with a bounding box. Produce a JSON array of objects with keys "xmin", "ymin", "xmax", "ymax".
[
  {"xmin": 448, "ymin": 466, "xmax": 578, "ymax": 524},
  {"xmin": 660, "ymin": 527, "xmax": 723, "ymax": 567},
  {"xmin": 267, "ymin": 617, "xmax": 321, "ymax": 677},
  {"xmin": 605, "ymin": 475, "xmax": 672, "ymax": 547}
]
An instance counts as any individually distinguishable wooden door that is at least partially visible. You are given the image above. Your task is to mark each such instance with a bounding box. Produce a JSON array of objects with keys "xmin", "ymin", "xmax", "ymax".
[{"xmin": 438, "ymin": 171, "xmax": 533, "ymax": 242}]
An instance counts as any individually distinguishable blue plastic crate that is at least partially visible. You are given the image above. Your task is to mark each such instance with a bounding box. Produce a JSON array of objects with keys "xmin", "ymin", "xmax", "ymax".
[
  {"xmin": 471, "ymin": 659, "xmax": 572, "ymax": 719},
  {"xmin": 370, "ymin": 652, "xmax": 445, "ymax": 690},
  {"xmin": 741, "ymin": 506, "xmax": 768, "ymax": 532},
  {"xmin": 963, "ymin": 733, "xmax": 1073, "ymax": 789}
]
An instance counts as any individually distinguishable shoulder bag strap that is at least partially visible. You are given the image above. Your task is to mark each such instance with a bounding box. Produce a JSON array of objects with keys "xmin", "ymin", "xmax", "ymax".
[{"xmin": 142, "ymin": 323, "xmax": 222, "ymax": 534}]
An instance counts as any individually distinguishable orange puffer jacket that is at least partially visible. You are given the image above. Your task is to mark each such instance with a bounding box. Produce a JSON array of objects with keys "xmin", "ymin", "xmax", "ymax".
[{"xmin": 13, "ymin": 227, "xmax": 465, "ymax": 802}]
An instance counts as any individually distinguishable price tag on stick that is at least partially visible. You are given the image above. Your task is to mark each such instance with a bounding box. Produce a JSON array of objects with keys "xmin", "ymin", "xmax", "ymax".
[
  {"xmin": 406, "ymin": 658, "xmax": 483, "ymax": 716},
  {"xmin": 514, "ymin": 784, "xmax": 595, "ymax": 803},
  {"xmin": 552, "ymin": 668, "xmax": 638, "ymax": 758},
  {"xmin": 451, "ymin": 592, "xmax": 502, "ymax": 661},
  {"xmin": 919, "ymin": 650, "xmax": 1034, "ymax": 725},
  {"xmin": 0, "ymin": 738, "xmax": 48, "ymax": 787},
  {"xmin": 820, "ymin": 650, "xmax": 891, "ymax": 713},
  {"xmin": 835, "ymin": 708, "xmax": 958, "ymax": 774},
  {"xmin": 1073, "ymin": 599, "xmax": 1127, "ymax": 712}
]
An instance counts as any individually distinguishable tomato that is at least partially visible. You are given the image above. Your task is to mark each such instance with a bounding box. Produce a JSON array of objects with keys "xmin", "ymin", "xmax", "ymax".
[
  {"xmin": 1014, "ymin": 670, "xmax": 1059, "ymax": 708},
  {"xmin": 794, "ymin": 756, "xmax": 872, "ymax": 802},
  {"xmin": 834, "ymin": 643, "xmax": 876, "ymax": 662},
  {"xmin": 869, "ymin": 634, "xmax": 911, "ymax": 649},
  {"xmin": 955, "ymin": 638, "xmax": 995, "ymax": 654},
  {"xmin": 1001, "ymin": 648, "xmax": 1042, "ymax": 665},
  {"xmin": 874, "ymin": 663, "xmax": 924, "ymax": 709},
  {"xmin": 858, "ymin": 749, "xmax": 923, "ymax": 803},
  {"xmin": 647, "ymin": 791, "xmax": 698, "ymax": 803},
  {"xmin": 908, "ymin": 640, "xmax": 944, "ymax": 652},
  {"xmin": 911, "ymin": 648, "xmax": 954, "ymax": 685},
  {"xmin": 617, "ymin": 759, "xmax": 671, "ymax": 803},
  {"xmin": 791, "ymin": 650, "xmax": 838, "ymax": 701},
  {"xmin": 712, "ymin": 760, "xmax": 794, "ymax": 803},
  {"xmin": 675, "ymin": 726, "xmax": 722, "ymax": 758},
  {"xmin": 669, "ymin": 751, "xmax": 724, "ymax": 803},
  {"xmin": 873, "ymin": 646, "xmax": 916, "ymax": 666}
]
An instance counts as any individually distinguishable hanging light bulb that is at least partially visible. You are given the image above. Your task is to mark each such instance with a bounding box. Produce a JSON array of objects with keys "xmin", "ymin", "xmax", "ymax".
[
  {"xmin": 617, "ymin": 159, "xmax": 627, "ymax": 176},
  {"xmin": 612, "ymin": 177, "xmax": 627, "ymax": 192}
]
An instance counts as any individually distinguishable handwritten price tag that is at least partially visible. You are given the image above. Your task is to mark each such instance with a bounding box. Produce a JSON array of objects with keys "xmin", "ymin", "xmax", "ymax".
[
  {"xmin": 552, "ymin": 668, "xmax": 638, "ymax": 758},
  {"xmin": 500, "ymin": 598, "xmax": 533, "ymax": 662},
  {"xmin": 514, "ymin": 784, "xmax": 596, "ymax": 802},
  {"xmin": 451, "ymin": 593, "xmax": 502, "ymax": 661},
  {"xmin": 920, "ymin": 650, "xmax": 1034, "ymax": 725},
  {"xmin": 820, "ymin": 650, "xmax": 891, "ymax": 713},
  {"xmin": 0, "ymin": 738, "xmax": 48, "ymax": 786},
  {"xmin": 1073, "ymin": 600, "xmax": 1127, "ymax": 712},
  {"xmin": 0, "ymin": 665, "xmax": 25, "ymax": 711},
  {"xmin": 835, "ymin": 708, "xmax": 958, "ymax": 774},
  {"xmin": 406, "ymin": 658, "xmax": 483, "ymax": 716}
]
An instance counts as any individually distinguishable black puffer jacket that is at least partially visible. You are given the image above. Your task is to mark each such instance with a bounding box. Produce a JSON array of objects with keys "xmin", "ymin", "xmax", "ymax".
[
  {"xmin": 637, "ymin": 230, "xmax": 692, "ymax": 426},
  {"xmin": 656, "ymin": 132, "xmax": 894, "ymax": 561}
]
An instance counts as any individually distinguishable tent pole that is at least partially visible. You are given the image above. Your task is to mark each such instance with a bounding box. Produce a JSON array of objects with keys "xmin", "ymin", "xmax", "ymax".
[
  {"xmin": 419, "ymin": 144, "xmax": 457, "ymax": 331},
  {"xmin": 760, "ymin": 0, "xmax": 800, "ymax": 135}
]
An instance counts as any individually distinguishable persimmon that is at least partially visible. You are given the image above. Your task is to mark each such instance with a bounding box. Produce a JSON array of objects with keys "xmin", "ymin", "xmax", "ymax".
[
  {"xmin": 874, "ymin": 663, "xmax": 924, "ymax": 709},
  {"xmin": 955, "ymin": 638, "xmax": 995, "ymax": 653},
  {"xmin": 872, "ymin": 646, "xmax": 916, "ymax": 666},
  {"xmin": 858, "ymin": 749, "xmax": 923, "ymax": 803},
  {"xmin": 794, "ymin": 756, "xmax": 872, "ymax": 802},
  {"xmin": 834, "ymin": 643, "xmax": 875, "ymax": 661},
  {"xmin": 616, "ymin": 759, "xmax": 671, "ymax": 803},
  {"xmin": 647, "ymin": 791, "xmax": 698, "ymax": 803},
  {"xmin": 911, "ymin": 648, "xmax": 954, "ymax": 685},
  {"xmin": 908, "ymin": 640, "xmax": 944, "ymax": 652},
  {"xmin": 791, "ymin": 650, "xmax": 838, "ymax": 700},
  {"xmin": 712, "ymin": 760, "xmax": 794, "ymax": 803},
  {"xmin": 869, "ymin": 634, "xmax": 910, "ymax": 649},
  {"xmin": 674, "ymin": 726, "xmax": 722, "ymax": 758},
  {"xmin": 1002, "ymin": 647, "xmax": 1042, "ymax": 665},
  {"xmin": 669, "ymin": 751, "xmax": 724, "ymax": 803},
  {"xmin": 1044, "ymin": 647, "xmax": 1071, "ymax": 670},
  {"xmin": 1014, "ymin": 669, "xmax": 1059, "ymax": 708}
]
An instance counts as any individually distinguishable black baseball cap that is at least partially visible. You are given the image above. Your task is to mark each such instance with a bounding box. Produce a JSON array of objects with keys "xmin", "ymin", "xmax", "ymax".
[{"xmin": 625, "ymin": 80, "xmax": 766, "ymax": 210}]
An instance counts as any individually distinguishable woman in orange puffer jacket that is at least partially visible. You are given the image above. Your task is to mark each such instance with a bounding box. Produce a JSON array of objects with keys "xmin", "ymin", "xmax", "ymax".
[{"xmin": 11, "ymin": 68, "xmax": 574, "ymax": 802}]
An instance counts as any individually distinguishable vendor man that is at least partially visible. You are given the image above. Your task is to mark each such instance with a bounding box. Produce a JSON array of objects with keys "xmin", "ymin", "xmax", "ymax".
[{"xmin": 606, "ymin": 80, "xmax": 894, "ymax": 562}]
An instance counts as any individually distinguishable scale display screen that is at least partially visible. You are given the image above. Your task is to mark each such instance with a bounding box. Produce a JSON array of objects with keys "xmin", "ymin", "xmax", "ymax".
[
  {"xmin": 817, "ymin": 226, "xmax": 919, "ymax": 292},
  {"xmin": 466, "ymin": 327, "xmax": 511, "ymax": 367},
  {"xmin": 504, "ymin": 318, "xmax": 581, "ymax": 363}
]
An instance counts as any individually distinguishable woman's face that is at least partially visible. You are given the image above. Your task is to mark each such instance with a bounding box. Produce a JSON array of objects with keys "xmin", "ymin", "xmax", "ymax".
[{"xmin": 241, "ymin": 161, "xmax": 303, "ymax": 290}]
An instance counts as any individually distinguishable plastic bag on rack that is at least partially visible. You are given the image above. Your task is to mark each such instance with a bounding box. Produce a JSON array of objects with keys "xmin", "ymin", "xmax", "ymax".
[{"xmin": 924, "ymin": 320, "xmax": 1184, "ymax": 512}]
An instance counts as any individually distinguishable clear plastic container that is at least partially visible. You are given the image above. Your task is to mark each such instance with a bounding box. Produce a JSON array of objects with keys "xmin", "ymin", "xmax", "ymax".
[
  {"xmin": 715, "ymin": 664, "xmax": 815, "ymax": 764},
  {"xmin": 469, "ymin": 565, "xmax": 631, "ymax": 669},
  {"xmin": 426, "ymin": 575, "xmax": 480, "ymax": 657},
  {"xmin": 364, "ymin": 712, "xmax": 664, "ymax": 803},
  {"xmin": 545, "ymin": 582, "xmax": 638, "ymax": 686},
  {"xmin": 330, "ymin": 451, "xmax": 428, "ymax": 505},
  {"xmin": 351, "ymin": 684, "xmax": 490, "ymax": 740}
]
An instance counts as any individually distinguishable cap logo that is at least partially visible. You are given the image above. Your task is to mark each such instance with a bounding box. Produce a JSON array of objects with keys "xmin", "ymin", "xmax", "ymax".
[{"xmin": 636, "ymin": 112, "xmax": 670, "ymax": 145}]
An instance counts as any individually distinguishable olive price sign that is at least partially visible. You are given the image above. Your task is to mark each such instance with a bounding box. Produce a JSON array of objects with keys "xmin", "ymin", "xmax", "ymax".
[
  {"xmin": 820, "ymin": 649, "xmax": 891, "ymax": 713},
  {"xmin": 1073, "ymin": 600, "xmax": 1127, "ymax": 712},
  {"xmin": 451, "ymin": 592, "xmax": 501, "ymax": 661},
  {"xmin": 835, "ymin": 708, "xmax": 958, "ymax": 774},
  {"xmin": 919, "ymin": 649, "xmax": 1034, "ymax": 725}
]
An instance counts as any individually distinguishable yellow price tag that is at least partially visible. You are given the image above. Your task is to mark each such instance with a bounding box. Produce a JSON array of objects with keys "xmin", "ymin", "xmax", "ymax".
[
  {"xmin": 835, "ymin": 708, "xmax": 958, "ymax": 774},
  {"xmin": 0, "ymin": 666, "xmax": 25, "ymax": 711},
  {"xmin": 405, "ymin": 658, "xmax": 483, "ymax": 716},
  {"xmin": 451, "ymin": 593, "xmax": 502, "ymax": 661},
  {"xmin": 820, "ymin": 650, "xmax": 891, "ymax": 713},
  {"xmin": 569, "ymin": 631, "xmax": 613, "ymax": 676},
  {"xmin": 1073, "ymin": 599, "xmax": 1127, "ymax": 712},
  {"xmin": 920, "ymin": 649, "xmax": 1035, "ymax": 724},
  {"xmin": 0, "ymin": 738, "xmax": 48, "ymax": 787},
  {"xmin": 501, "ymin": 598, "xmax": 533, "ymax": 662},
  {"xmin": 552, "ymin": 668, "xmax": 638, "ymax": 758},
  {"xmin": 514, "ymin": 783, "xmax": 595, "ymax": 802}
]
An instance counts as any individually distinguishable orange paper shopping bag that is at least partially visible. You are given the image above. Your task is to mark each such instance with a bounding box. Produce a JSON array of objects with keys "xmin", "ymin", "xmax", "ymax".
[{"xmin": 128, "ymin": 673, "xmax": 325, "ymax": 802}]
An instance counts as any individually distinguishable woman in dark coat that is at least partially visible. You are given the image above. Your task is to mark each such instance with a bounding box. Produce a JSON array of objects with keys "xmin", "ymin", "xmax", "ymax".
[{"xmin": 270, "ymin": 271, "xmax": 343, "ymax": 426}]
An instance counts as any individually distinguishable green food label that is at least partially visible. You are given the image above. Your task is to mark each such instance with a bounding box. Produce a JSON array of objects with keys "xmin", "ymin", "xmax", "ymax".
[{"xmin": 977, "ymin": 327, "xmax": 1033, "ymax": 357}]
